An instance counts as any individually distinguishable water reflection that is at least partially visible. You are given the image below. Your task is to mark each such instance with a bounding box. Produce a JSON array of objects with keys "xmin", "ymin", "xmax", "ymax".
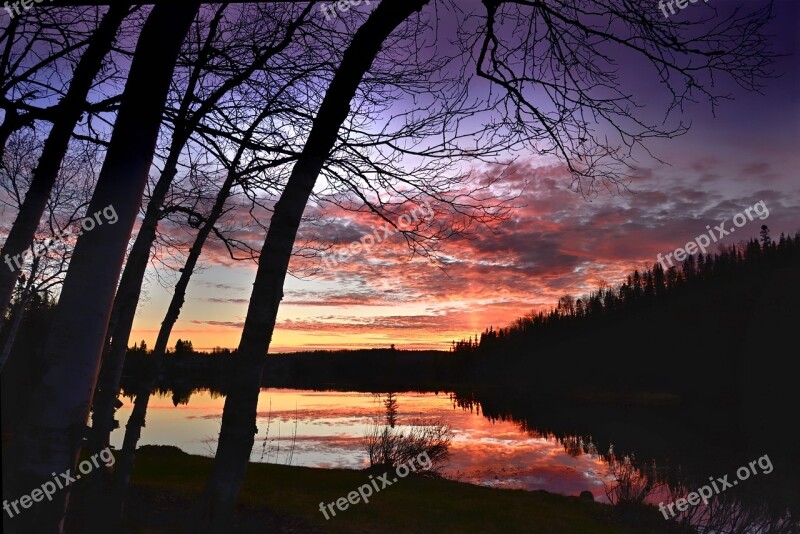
[
  {"xmin": 452, "ymin": 388, "xmax": 800, "ymax": 533},
  {"xmin": 111, "ymin": 388, "xmax": 614, "ymax": 500},
  {"xmin": 111, "ymin": 386, "xmax": 799, "ymax": 531}
]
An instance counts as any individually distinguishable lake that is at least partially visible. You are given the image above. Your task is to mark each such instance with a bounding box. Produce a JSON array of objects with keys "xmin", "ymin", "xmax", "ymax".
[{"xmin": 110, "ymin": 388, "xmax": 614, "ymax": 501}]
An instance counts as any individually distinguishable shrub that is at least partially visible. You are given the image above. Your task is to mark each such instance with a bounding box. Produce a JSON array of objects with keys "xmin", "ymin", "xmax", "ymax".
[{"xmin": 362, "ymin": 417, "xmax": 453, "ymax": 474}]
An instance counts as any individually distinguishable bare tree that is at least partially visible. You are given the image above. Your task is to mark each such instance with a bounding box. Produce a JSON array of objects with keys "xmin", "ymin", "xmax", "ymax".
[
  {"xmin": 0, "ymin": 5, "xmax": 128, "ymax": 152},
  {"xmin": 106, "ymin": 101, "xmax": 294, "ymax": 523},
  {"xmin": 0, "ymin": 4, "xmax": 131, "ymax": 314},
  {"xmin": 469, "ymin": 0, "xmax": 774, "ymax": 194},
  {"xmin": 192, "ymin": 3, "xmax": 435, "ymax": 530},
  {"xmin": 9, "ymin": 4, "xmax": 200, "ymax": 532},
  {"xmin": 0, "ymin": 132, "xmax": 97, "ymax": 374},
  {"xmin": 90, "ymin": 3, "xmax": 317, "ymax": 463}
]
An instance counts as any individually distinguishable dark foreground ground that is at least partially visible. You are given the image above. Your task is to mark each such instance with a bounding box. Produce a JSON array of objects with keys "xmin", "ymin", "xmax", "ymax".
[{"xmin": 66, "ymin": 446, "xmax": 692, "ymax": 534}]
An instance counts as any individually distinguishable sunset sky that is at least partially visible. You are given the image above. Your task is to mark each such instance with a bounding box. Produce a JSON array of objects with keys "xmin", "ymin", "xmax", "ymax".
[{"xmin": 127, "ymin": 0, "xmax": 800, "ymax": 353}]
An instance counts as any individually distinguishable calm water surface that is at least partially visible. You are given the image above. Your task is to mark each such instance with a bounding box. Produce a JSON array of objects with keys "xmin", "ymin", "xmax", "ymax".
[{"xmin": 109, "ymin": 388, "xmax": 613, "ymax": 501}]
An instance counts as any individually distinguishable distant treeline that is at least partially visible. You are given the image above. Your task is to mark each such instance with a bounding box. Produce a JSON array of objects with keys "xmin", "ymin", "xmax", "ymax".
[
  {"xmin": 453, "ymin": 227, "xmax": 800, "ymax": 399},
  {"xmin": 118, "ymin": 346, "xmax": 463, "ymax": 394}
]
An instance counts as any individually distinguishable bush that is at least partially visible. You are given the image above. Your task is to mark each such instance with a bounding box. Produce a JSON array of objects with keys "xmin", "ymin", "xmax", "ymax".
[
  {"xmin": 604, "ymin": 454, "xmax": 661, "ymax": 506},
  {"xmin": 362, "ymin": 418, "xmax": 453, "ymax": 474}
]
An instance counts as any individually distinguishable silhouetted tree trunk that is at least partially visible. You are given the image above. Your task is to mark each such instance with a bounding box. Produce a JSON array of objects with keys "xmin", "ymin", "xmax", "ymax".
[
  {"xmin": 193, "ymin": 2, "xmax": 429, "ymax": 531},
  {"xmin": 0, "ymin": 109, "xmax": 22, "ymax": 160},
  {"xmin": 89, "ymin": 4, "xmax": 310, "ymax": 458},
  {"xmin": 110, "ymin": 159, "xmax": 241, "ymax": 520},
  {"xmin": 10, "ymin": 4, "xmax": 199, "ymax": 533},
  {"xmin": 0, "ymin": 253, "xmax": 38, "ymax": 371},
  {"xmin": 109, "ymin": 100, "xmax": 287, "ymax": 518},
  {"xmin": 0, "ymin": 3, "xmax": 130, "ymax": 316},
  {"xmin": 88, "ymin": 145, "xmax": 181, "ymax": 455},
  {"xmin": 81, "ymin": 158, "xmax": 175, "ymax": 529},
  {"xmin": 89, "ymin": 7, "xmax": 230, "ymax": 458},
  {"xmin": 0, "ymin": 16, "xmax": 23, "ymax": 158}
]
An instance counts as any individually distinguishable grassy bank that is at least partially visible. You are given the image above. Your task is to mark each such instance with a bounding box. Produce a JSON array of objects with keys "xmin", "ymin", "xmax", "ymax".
[{"xmin": 108, "ymin": 446, "xmax": 689, "ymax": 533}]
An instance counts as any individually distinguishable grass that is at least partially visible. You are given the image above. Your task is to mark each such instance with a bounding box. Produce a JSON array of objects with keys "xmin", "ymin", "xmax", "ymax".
[{"xmin": 115, "ymin": 445, "xmax": 692, "ymax": 533}]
